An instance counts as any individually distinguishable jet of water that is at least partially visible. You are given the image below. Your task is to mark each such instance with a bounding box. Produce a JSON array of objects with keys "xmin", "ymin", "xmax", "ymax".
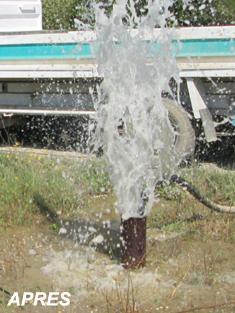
[{"xmin": 92, "ymin": 0, "xmax": 184, "ymax": 220}]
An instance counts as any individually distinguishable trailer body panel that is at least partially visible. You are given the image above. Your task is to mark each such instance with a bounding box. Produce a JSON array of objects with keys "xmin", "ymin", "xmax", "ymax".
[{"xmin": 0, "ymin": 24, "xmax": 234, "ymax": 143}]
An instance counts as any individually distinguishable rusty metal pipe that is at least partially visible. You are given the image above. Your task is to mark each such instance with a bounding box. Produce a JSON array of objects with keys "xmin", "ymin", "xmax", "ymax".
[{"xmin": 120, "ymin": 216, "xmax": 147, "ymax": 269}]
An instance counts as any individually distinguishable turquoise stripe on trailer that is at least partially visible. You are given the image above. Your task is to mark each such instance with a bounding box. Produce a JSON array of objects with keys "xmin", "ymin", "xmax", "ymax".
[
  {"xmin": 0, "ymin": 43, "xmax": 94, "ymax": 60},
  {"xmin": 0, "ymin": 38, "xmax": 234, "ymax": 60},
  {"xmin": 172, "ymin": 39, "xmax": 235, "ymax": 57}
]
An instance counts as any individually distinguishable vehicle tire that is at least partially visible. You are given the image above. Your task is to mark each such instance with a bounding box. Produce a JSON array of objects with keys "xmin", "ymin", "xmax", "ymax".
[
  {"xmin": 153, "ymin": 98, "xmax": 195, "ymax": 179},
  {"xmin": 115, "ymin": 98, "xmax": 195, "ymax": 163},
  {"xmin": 163, "ymin": 98, "xmax": 195, "ymax": 161}
]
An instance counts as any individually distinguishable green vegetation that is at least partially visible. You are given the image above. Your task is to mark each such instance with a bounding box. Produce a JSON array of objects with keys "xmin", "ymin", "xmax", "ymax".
[
  {"xmin": 157, "ymin": 165, "xmax": 235, "ymax": 206},
  {"xmin": 169, "ymin": 0, "xmax": 235, "ymax": 27},
  {"xmin": 41, "ymin": 0, "xmax": 235, "ymax": 30},
  {"xmin": 2, "ymin": 151, "xmax": 235, "ymax": 244},
  {"xmin": 42, "ymin": 0, "xmax": 89, "ymax": 30},
  {"xmin": 149, "ymin": 164, "xmax": 235, "ymax": 242},
  {"xmin": 182, "ymin": 165, "xmax": 235, "ymax": 205},
  {"xmin": 0, "ymin": 152, "xmax": 110, "ymax": 227}
]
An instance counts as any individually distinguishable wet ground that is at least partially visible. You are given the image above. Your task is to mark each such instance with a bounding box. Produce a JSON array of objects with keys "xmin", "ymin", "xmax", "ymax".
[
  {"xmin": 1, "ymin": 190, "xmax": 235, "ymax": 313},
  {"xmin": 1, "ymin": 124, "xmax": 235, "ymax": 312}
]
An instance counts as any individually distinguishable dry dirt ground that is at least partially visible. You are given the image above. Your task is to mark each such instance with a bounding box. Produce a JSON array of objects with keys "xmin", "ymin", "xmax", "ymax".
[{"xmin": 1, "ymin": 187, "xmax": 235, "ymax": 313}]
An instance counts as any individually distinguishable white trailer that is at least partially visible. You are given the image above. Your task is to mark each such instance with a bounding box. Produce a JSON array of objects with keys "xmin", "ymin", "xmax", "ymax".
[
  {"xmin": 0, "ymin": 0, "xmax": 42, "ymax": 32},
  {"xmin": 0, "ymin": 0, "xmax": 234, "ymax": 155}
]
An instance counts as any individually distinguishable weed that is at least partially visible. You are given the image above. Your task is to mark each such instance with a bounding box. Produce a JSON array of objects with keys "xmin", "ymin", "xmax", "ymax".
[
  {"xmin": 0, "ymin": 152, "xmax": 111, "ymax": 226},
  {"xmin": 102, "ymin": 272, "xmax": 140, "ymax": 313},
  {"xmin": 181, "ymin": 164, "xmax": 235, "ymax": 206},
  {"xmin": 156, "ymin": 181, "xmax": 185, "ymax": 202},
  {"xmin": 149, "ymin": 163, "xmax": 235, "ymax": 244},
  {"xmin": 0, "ymin": 236, "xmax": 26, "ymax": 280}
]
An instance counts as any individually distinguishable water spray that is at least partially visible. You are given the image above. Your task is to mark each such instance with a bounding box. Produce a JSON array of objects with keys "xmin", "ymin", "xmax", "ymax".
[{"xmin": 92, "ymin": 0, "xmax": 185, "ymax": 268}]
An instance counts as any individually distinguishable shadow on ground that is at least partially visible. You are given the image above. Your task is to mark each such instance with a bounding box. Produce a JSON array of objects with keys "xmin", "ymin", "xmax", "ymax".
[{"xmin": 33, "ymin": 194, "xmax": 121, "ymax": 260}]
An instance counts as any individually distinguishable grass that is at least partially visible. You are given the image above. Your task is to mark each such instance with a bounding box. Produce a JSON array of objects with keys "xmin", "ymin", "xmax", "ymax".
[
  {"xmin": 2, "ymin": 149, "xmax": 235, "ymax": 244},
  {"xmin": 156, "ymin": 164, "xmax": 235, "ymax": 206},
  {"xmin": 1, "ymin": 153, "xmax": 235, "ymax": 312},
  {"xmin": 0, "ymin": 151, "xmax": 110, "ymax": 227},
  {"xmin": 149, "ymin": 163, "xmax": 235, "ymax": 242},
  {"xmin": 181, "ymin": 164, "xmax": 235, "ymax": 206}
]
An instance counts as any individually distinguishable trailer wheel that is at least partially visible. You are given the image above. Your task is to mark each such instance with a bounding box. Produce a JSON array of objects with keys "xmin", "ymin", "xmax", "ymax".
[
  {"xmin": 94, "ymin": 98, "xmax": 195, "ymax": 176},
  {"xmin": 153, "ymin": 98, "xmax": 195, "ymax": 179},
  {"xmin": 116, "ymin": 98, "xmax": 195, "ymax": 161},
  {"xmin": 163, "ymin": 98, "xmax": 195, "ymax": 161}
]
